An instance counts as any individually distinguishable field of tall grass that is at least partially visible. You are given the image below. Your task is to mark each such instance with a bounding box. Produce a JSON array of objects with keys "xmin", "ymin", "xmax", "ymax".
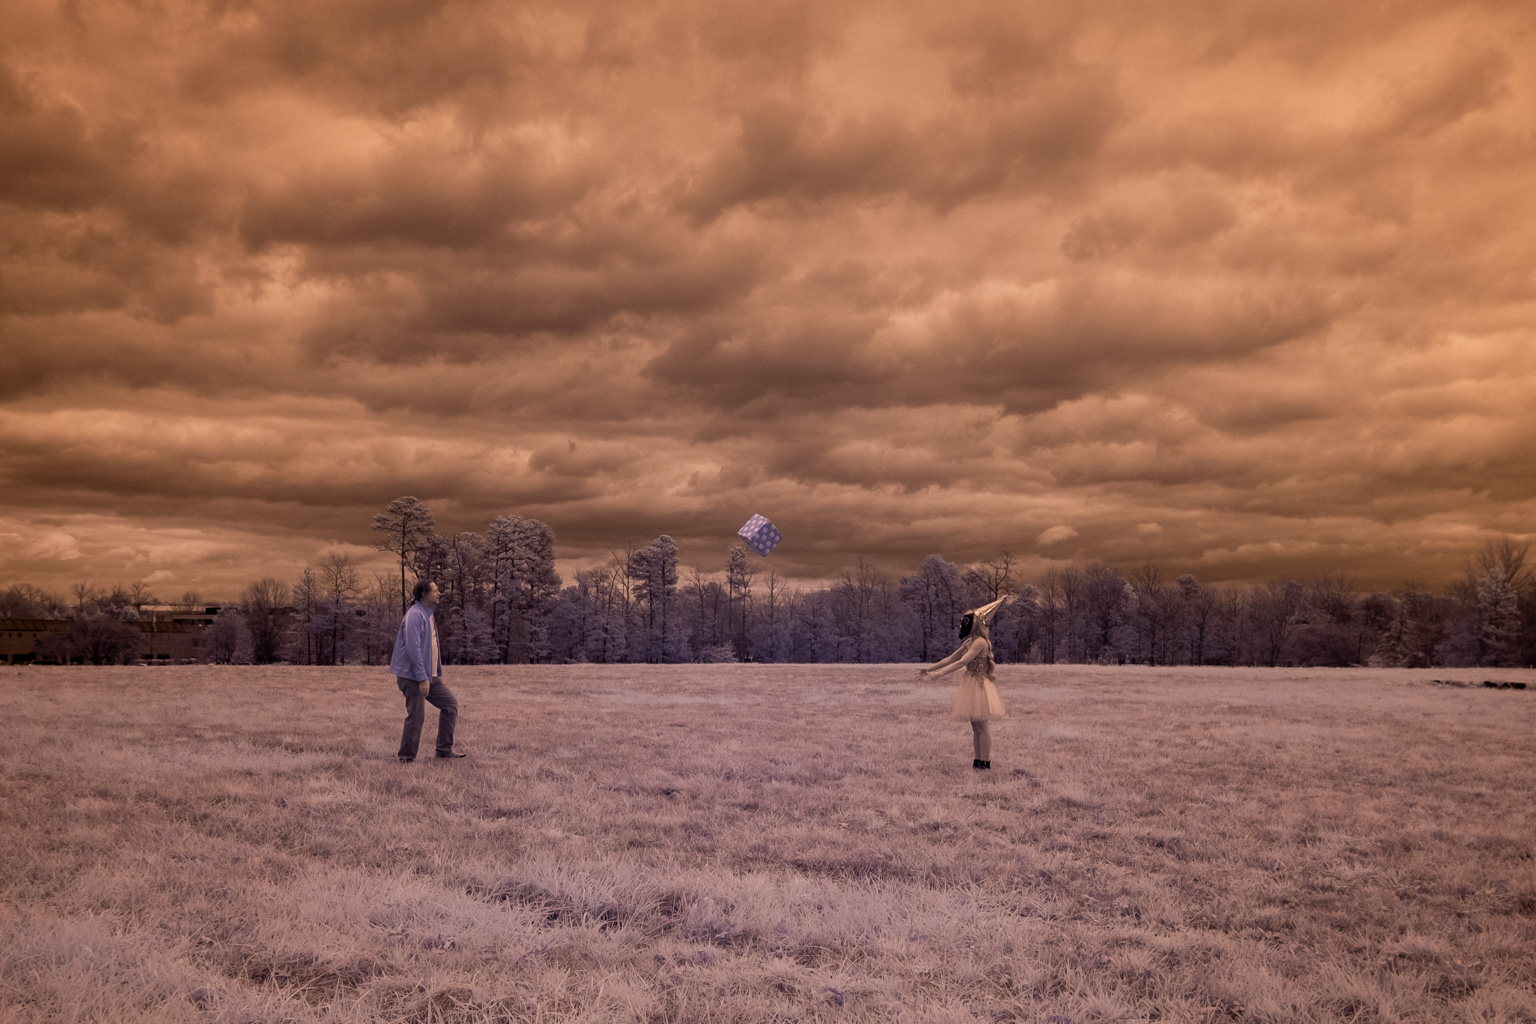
[{"xmin": 1, "ymin": 664, "xmax": 1533, "ymax": 1023}]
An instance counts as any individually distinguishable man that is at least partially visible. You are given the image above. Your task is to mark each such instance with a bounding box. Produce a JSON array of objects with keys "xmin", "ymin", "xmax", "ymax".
[{"xmin": 389, "ymin": 579, "xmax": 466, "ymax": 762}]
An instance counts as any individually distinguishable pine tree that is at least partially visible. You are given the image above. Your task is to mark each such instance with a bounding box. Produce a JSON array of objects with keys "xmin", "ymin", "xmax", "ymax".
[
  {"xmin": 1477, "ymin": 566, "xmax": 1521, "ymax": 668},
  {"xmin": 1370, "ymin": 595, "xmax": 1410, "ymax": 668},
  {"xmin": 487, "ymin": 515, "xmax": 561, "ymax": 663},
  {"xmin": 628, "ymin": 535, "xmax": 679, "ymax": 662}
]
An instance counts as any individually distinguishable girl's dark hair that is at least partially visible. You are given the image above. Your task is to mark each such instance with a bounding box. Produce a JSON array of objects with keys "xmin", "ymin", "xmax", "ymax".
[
  {"xmin": 958, "ymin": 612, "xmax": 975, "ymax": 640},
  {"xmin": 412, "ymin": 578, "xmax": 435, "ymax": 603}
]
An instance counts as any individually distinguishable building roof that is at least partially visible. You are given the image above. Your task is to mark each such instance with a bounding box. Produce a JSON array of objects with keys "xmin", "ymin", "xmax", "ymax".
[{"xmin": 0, "ymin": 617, "xmax": 202, "ymax": 633}]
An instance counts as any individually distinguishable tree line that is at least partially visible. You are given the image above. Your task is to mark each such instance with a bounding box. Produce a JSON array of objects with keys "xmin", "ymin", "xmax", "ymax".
[{"xmin": 4, "ymin": 497, "xmax": 1534, "ymax": 668}]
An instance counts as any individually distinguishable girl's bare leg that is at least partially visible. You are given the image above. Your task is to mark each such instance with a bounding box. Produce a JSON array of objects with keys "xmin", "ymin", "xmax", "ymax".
[{"xmin": 971, "ymin": 720, "xmax": 991, "ymax": 761}]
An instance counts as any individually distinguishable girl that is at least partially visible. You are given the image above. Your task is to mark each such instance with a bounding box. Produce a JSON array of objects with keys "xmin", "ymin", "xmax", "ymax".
[{"xmin": 918, "ymin": 594, "xmax": 1012, "ymax": 769}]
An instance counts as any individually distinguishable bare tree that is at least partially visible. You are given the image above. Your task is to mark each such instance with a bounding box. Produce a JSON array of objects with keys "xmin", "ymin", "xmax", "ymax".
[
  {"xmin": 360, "ymin": 572, "xmax": 401, "ymax": 665},
  {"xmin": 760, "ymin": 568, "xmax": 784, "ymax": 661},
  {"xmin": 1082, "ymin": 565, "xmax": 1130, "ymax": 663},
  {"xmin": 41, "ymin": 615, "xmax": 141, "ymax": 664},
  {"xmin": 439, "ymin": 532, "xmax": 494, "ymax": 664},
  {"xmin": 241, "ymin": 577, "xmax": 291, "ymax": 664},
  {"xmin": 726, "ymin": 545, "xmax": 756, "ymax": 655},
  {"xmin": 126, "ymin": 580, "xmax": 155, "ymax": 614},
  {"xmin": 607, "ymin": 548, "xmax": 637, "ymax": 661},
  {"xmin": 1177, "ymin": 574, "xmax": 1216, "ymax": 666},
  {"xmin": 1000, "ymin": 583, "xmax": 1042, "ymax": 662},
  {"xmin": 964, "ymin": 551, "xmax": 1017, "ymax": 602},
  {"xmin": 1472, "ymin": 537, "xmax": 1531, "ymax": 591},
  {"xmin": 1250, "ymin": 579, "xmax": 1303, "ymax": 667},
  {"xmin": 291, "ymin": 566, "xmax": 319, "ymax": 665},
  {"xmin": 1036, "ymin": 569, "xmax": 1065, "ymax": 664},
  {"xmin": 587, "ymin": 561, "xmax": 632, "ymax": 663},
  {"xmin": 684, "ymin": 565, "xmax": 716, "ymax": 653},
  {"xmin": 1292, "ymin": 573, "xmax": 1360, "ymax": 666},
  {"xmin": 0, "ymin": 584, "xmax": 66, "ymax": 618},
  {"xmin": 371, "ymin": 496, "xmax": 436, "ymax": 615},
  {"xmin": 319, "ymin": 552, "xmax": 361, "ymax": 664},
  {"xmin": 1056, "ymin": 567, "xmax": 1084, "ymax": 662},
  {"xmin": 206, "ymin": 608, "xmax": 250, "ymax": 664},
  {"xmin": 901, "ymin": 555, "xmax": 964, "ymax": 662},
  {"xmin": 71, "ymin": 582, "xmax": 96, "ymax": 616},
  {"xmin": 831, "ymin": 557, "xmax": 888, "ymax": 663},
  {"xmin": 97, "ymin": 583, "xmax": 139, "ymax": 620},
  {"xmin": 1126, "ymin": 564, "xmax": 1185, "ymax": 666}
]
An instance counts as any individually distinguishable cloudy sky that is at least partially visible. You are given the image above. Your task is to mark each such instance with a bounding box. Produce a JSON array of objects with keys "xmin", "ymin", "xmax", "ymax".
[{"xmin": 3, "ymin": 0, "xmax": 1534, "ymax": 599}]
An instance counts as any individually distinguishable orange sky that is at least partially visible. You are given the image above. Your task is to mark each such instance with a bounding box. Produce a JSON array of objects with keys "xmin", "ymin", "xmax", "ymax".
[{"xmin": 3, "ymin": 0, "xmax": 1534, "ymax": 599}]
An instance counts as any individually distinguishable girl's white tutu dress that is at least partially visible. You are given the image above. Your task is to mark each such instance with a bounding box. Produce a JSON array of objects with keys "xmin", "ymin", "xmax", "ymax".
[{"xmin": 950, "ymin": 652, "xmax": 1005, "ymax": 722}]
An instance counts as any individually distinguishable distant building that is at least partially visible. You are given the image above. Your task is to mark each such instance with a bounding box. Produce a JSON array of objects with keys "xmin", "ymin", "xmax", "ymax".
[
  {"xmin": 0, "ymin": 619, "xmax": 70, "ymax": 664},
  {"xmin": 136, "ymin": 615, "xmax": 211, "ymax": 663},
  {"xmin": 0, "ymin": 613, "xmax": 216, "ymax": 664},
  {"xmin": 140, "ymin": 604, "xmax": 225, "ymax": 627}
]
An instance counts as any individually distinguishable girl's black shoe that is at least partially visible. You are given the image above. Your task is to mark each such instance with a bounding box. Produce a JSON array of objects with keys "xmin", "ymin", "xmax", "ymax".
[
  {"xmin": 979, "ymin": 760, "xmax": 991, "ymax": 770},
  {"xmin": 973, "ymin": 759, "xmax": 984, "ymax": 769}
]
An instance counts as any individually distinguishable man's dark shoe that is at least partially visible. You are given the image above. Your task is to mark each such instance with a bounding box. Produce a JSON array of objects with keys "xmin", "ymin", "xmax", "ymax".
[
  {"xmin": 399, "ymin": 756, "xmax": 414, "ymax": 763},
  {"xmin": 436, "ymin": 749, "xmax": 467, "ymax": 758}
]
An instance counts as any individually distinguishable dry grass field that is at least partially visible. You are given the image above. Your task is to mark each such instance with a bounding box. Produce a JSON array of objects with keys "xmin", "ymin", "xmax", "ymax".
[{"xmin": 1, "ymin": 664, "xmax": 1533, "ymax": 1024}]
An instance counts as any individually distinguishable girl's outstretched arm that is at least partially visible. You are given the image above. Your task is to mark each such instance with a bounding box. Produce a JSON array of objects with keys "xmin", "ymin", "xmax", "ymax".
[{"xmin": 918, "ymin": 637, "xmax": 979, "ymax": 678}]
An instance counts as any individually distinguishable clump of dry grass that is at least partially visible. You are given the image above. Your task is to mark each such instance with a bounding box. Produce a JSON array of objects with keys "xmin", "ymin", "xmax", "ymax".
[{"xmin": 1, "ymin": 664, "xmax": 1533, "ymax": 1022}]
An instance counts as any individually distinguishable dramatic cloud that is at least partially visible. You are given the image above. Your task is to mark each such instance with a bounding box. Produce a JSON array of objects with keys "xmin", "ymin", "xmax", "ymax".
[{"xmin": 2, "ymin": 0, "xmax": 1534, "ymax": 597}]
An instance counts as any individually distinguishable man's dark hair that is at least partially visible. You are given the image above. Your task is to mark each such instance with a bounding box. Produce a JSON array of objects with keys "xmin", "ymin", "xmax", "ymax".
[{"xmin": 412, "ymin": 578, "xmax": 434, "ymax": 603}]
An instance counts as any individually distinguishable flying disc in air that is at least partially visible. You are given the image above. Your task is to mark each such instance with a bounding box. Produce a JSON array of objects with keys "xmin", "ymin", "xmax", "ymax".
[{"xmin": 737, "ymin": 514, "xmax": 783, "ymax": 556}]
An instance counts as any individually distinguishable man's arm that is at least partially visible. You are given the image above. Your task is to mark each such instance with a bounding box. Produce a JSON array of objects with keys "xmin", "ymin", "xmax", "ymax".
[
  {"xmin": 399, "ymin": 609, "xmax": 428, "ymax": 682},
  {"xmin": 412, "ymin": 611, "xmax": 437, "ymax": 694}
]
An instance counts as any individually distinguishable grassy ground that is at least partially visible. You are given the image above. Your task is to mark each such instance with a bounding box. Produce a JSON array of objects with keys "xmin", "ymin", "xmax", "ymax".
[{"xmin": 0, "ymin": 664, "xmax": 1533, "ymax": 1024}]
